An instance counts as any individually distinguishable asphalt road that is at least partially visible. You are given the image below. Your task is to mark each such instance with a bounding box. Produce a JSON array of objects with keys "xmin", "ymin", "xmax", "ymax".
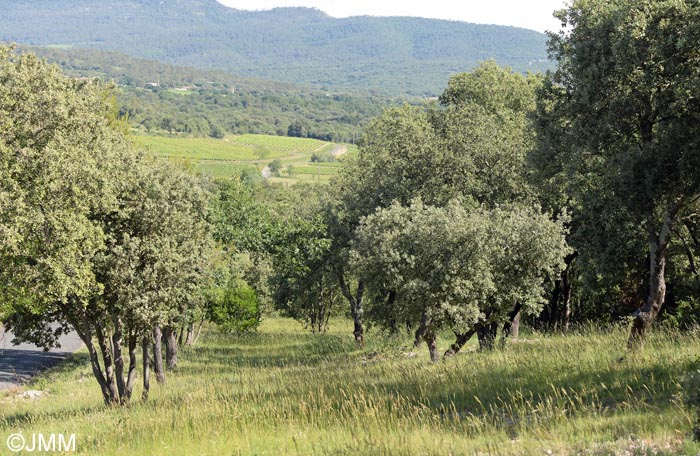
[{"xmin": 0, "ymin": 326, "xmax": 83, "ymax": 390}]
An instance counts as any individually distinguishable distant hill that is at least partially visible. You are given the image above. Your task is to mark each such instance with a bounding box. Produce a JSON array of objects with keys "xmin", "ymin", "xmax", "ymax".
[{"xmin": 0, "ymin": 0, "xmax": 551, "ymax": 95}]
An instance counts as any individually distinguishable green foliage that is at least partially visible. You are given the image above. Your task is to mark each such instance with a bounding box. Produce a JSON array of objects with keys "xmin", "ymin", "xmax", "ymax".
[
  {"xmin": 24, "ymin": 46, "xmax": 396, "ymax": 142},
  {"xmin": 267, "ymin": 187, "xmax": 340, "ymax": 332},
  {"xmin": 0, "ymin": 47, "xmax": 213, "ymax": 403},
  {"xmin": 329, "ymin": 62, "xmax": 552, "ymax": 343},
  {"xmin": 352, "ymin": 200, "xmax": 569, "ymax": 334},
  {"xmin": 439, "ymin": 59, "xmax": 542, "ymax": 113},
  {"xmin": 533, "ymin": 0, "xmax": 700, "ymax": 328},
  {"xmin": 310, "ymin": 151, "xmax": 337, "ymax": 163},
  {"xmin": 268, "ymin": 159, "xmax": 283, "ymax": 177},
  {"xmin": 334, "ymin": 62, "xmax": 541, "ymax": 227},
  {"xmin": 4, "ymin": 1, "xmax": 551, "ymax": 95},
  {"xmin": 0, "ymin": 46, "xmax": 130, "ymax": 336},
  {"xmin": 207, "ymin": 280, "xmax": 261, "ymax": 333}
]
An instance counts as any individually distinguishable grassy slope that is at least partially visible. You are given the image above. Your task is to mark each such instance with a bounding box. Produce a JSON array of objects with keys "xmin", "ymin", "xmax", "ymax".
[
  {"xmin": 1, "ymin": 319, "xmax": 699, "ymax": 455},
  {"xmin": 133, "ymin": 134, "xmax": 355, "ymax": 184}
]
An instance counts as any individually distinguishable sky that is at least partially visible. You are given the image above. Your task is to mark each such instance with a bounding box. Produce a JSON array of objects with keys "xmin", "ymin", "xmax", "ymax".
[{"xmin": 216, "ymin": 0, "xmax": 568, "ymax": 33}]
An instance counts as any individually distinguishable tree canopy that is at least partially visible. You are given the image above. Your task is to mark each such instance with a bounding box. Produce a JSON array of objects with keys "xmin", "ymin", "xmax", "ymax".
[
  {"xmin": 0, "ymin": 47, "xmax": 214, "ymax": 404},
  {"xmin": 535, "ymin": 0, "xmax": 700, "ymax": 345}
]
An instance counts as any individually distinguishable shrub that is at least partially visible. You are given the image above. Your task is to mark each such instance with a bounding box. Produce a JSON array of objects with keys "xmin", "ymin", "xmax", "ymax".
[
  {"xmin": 268, "ymin": 159, "xmax": 283, "ymax": 177},
  {"xmin": 208, "ymin": 281, "xmax": 262, "ymax": 333}
]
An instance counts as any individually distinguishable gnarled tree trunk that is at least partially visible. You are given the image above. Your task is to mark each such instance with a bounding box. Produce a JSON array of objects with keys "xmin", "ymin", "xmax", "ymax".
[
  {"xmin": 185, "ymin": 322, "xmax": 195, "ymax": 346},
  {"xmin": 502, "ymin": 302, "xmax": 523, "ymax": 344},
  {"xmin": 629, "ymin": 206, "xmax": 678, "ymax": 349},
  {"xmin": 95, "ymin": 325, "xmax": 119, "ymax": 404},
  {"xmin": 336, "ymin": 266, "xmax": 365, "ymax": 344},
  {"xmin": 423, "ymin": 330, "xmax": 440, "ymax": 363},
  {"xmin": 153, "ymin": 325, "xmax": 166, "ymax": 385},
  {"xmin": 163, "ymin": 325, "xmax": 178, "ymax": 370},
  {"xmin": 413, "ymin": 312, "xmax": 430, "ymax": 348},
  {"xmin": 69, "ymin": 314, "xmax": 114, "ymax": 405},
  {"xmin": 125, "ymin": 334, "xmax": 138, "ymax": 401},
  {"xmin": 443, "ymin": 329, "xmax": 476, "ymax": 358},
  {"xmin": 477, "ymin": 322, "xmax": 498, "ymax": 351},
  {"xmin": 111, "ymin": 318, "xmax": 127, "ymax": 403}
]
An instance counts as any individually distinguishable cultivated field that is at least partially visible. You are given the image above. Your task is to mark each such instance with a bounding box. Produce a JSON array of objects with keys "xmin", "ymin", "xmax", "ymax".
[
  {"xmin": 133, "ymin": 134, "xmax": 356, "ymax": 184},
  {"xmin": 1, "ymin": 319, "xmax": 698, "ymax": 455}
]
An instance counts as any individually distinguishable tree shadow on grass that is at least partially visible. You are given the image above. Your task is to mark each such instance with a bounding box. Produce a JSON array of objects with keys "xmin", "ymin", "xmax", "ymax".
[{"xmin": 180, "ymin": 333, "xmax": 361, "ymax": 371}]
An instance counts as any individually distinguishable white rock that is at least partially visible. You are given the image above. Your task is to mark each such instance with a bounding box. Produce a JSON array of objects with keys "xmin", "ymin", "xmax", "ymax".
[{"xmin": 16, "ymin": 389, "xmax": 46, "ymax": 400}]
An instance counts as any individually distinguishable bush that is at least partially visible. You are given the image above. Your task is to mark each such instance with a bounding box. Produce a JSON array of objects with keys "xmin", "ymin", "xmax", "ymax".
[
  {"xmin": 208, "ymin": 281, "xmax": 262, "ymax": 333},
  {"xmin": 310, "ymin": 152, "xmax": 336, "ymax": 163},
  {"xmin": 268, "ymin": 159, "xmax": 283, "ymax": 177}
]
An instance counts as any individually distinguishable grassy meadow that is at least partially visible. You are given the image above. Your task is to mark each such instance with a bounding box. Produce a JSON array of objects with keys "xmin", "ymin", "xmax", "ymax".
[
  {"xmin": 1, "ymin": 318, "xmax": 699, "ymax": 455},
  {"xmin": 133, "ymin": 134, "xmax": 356, "ymax": 184}
]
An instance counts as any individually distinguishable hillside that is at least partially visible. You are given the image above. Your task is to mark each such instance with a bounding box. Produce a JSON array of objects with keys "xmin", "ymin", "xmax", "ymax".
[
  {"xmin": 0, "ymin": 0, "xmax": 551, "ymax": 95},
  {"xmin": 26, "ymin": 46, "xmax": 399, "ymax": 141},
  {"xmin": 134, "ymin": 133, "xmax": 354, "ymax": 184}
]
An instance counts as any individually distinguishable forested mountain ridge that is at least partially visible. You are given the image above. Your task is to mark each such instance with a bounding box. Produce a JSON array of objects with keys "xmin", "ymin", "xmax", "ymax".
[{"xmin": 0, "ymin": 0, "xmax": 551, "ymax": 95}]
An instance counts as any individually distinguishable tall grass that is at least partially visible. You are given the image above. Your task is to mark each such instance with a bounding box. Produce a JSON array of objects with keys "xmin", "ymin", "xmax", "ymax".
[{"xmin": 1, "ymin": 319, "xmax": 698, "ymax": 455}]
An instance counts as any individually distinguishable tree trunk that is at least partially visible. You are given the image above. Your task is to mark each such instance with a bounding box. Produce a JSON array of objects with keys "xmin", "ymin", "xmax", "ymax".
[
  {"xmin": 629, "ymin": 236, "xmax": 667, "ymax": 348},
  {"xmin": 541, "ymin": 252, "xmax": 577, "ymax": 332},
  {"xmin": 477, "ymin": 323, "xmax": 498, "ymax": 351},
  {"xmin": 443, "ymin": 329, "xmax": 476, "ymax": 358},
  {"xmin": 423, "ymin": 330, "xmax": 440, "ymax": 363},
  {"xmin": 192, "ymin": 318, "xmax": 205, "ymax": 345},
  {"xmin": 336, "ymin": 268, "xmax": 365, "ymax": 344},
  {"xmin": 561, "ymin": 266, "xmax": 573, "ymax": 332},
  {"xmin": 142, "ymin": 337, "xmax": 151, "ymax": 401},
  {"xmin": 95, "ymin": 326, "xmax": 119, "ymax": 404},
  {"xmin": 178, "ymin": 327, "xmax": 185, "ymax": 346},
  {"xmin": 163, "ymin": 326, "xmax": 178, "ymax": 370},
  {"xmin": 413, "ymin": 312, "xmax": 430, "ymax": 347},
  {"xmin": 502, "ymin": 303, "xmax": 523, "ymax": 344},
  {"xmin": 124, "ymin": 334, "xmax": 138, "ymax": 401},
  {"xmin": 111, "ymin": 319, "xmax": 126, "ymax": 402},
  {"xmin": 351, "ymin": 282, "xmax": 365, "ymax": 345},
  {"xmin": 629, "ymin": 207, "xmax": 677, "ymax": 349},
  {"xmin": 185, "ymin": 322, "xmax": 195, "ymax": 346},
  {"xmin": 71, "ymin": 319, "xmax": 112, "ymax": 405},
  {"xmin": 510, "ymin": 312, "xmax": 521, "ymax": 339},
  {"xmin": 153, "ymin": 325, "xmax": 166, "ymax": 385}
]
